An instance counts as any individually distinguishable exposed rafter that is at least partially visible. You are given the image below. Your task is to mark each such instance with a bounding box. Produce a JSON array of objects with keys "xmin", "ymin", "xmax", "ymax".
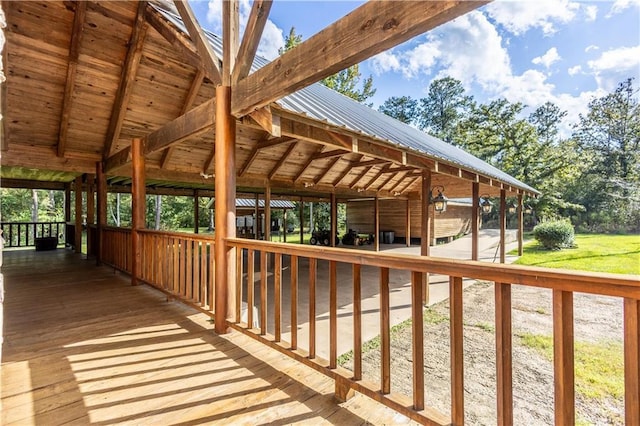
[
  {"xmin": 332, "ymin": 154, "xmax": 362, "ymax": 186},
  {"xmin": 294, "ymin": 146, "xmax": 324, "ymax": 182},
  {"xmin": 268, "ymin": 141, "xmax": 297, "ymax": 180},
  {"xmin": 103, "ymin": 1, "xmax": 148, "ymax": 158},
  {"xmin": 312, "ymin": 149, "xmax": 349, "ymax": 161},
  {"xmin": 376, "ymin": 171, "xmax": 397, "ymax": 192},
  {"xmin": 232, "ymin": 0, "xmax": 273, "ymax": 84},
  {"xmin": 249, "ymin": 106, "xmax": 281, "ymax": 137},
  {"xmin": 173, "ymin": 0, "xmax": 222, "ymax": 85},
  {"xmin": 239, "ymin": 134, "xmax": 271, "ymax": 177},
  {"xmin": 232, "ymin": 1, "xmax": 486, "ymax": 117},
  {"xmin": 203, "ymin": 145, "xmax": 215, "ymax": 173},
  {"xmin": 222, "ymin": 0, "xmax": 239, "ymax": 86},
  {"xmin": 349, "ymin": 166, "xmax": 374, "ymax": 190},
  {"xmin": 364, "ymin": 164, "xmax": 392, "ymax": 191},
  {"xmin": 314, "ymin": 157, "xmax": 341, "ymax": 185},
  {"xmin": 160, "ymin": 68, "xmax": 205, "ymax": 168},
  {"xmin": 57, "ymin": 1, "xmax": 87, "ymax": 158},
  {"xmin": 387, "ymin": 171, "xmax": 411, "ymax": 193}
]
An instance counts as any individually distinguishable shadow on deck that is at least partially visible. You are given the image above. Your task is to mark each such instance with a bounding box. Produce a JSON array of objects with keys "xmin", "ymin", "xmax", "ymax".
[{"xmin": 1, "ymin": 249, "xmax": 412, "ymax": 425}]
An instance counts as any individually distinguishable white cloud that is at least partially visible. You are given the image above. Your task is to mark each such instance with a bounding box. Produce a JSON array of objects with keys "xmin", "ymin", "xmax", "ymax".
[
  {"xmin": 485, "ymin": 0, "xmax": 581, "ymax": 35},
  {"xmin": 607, "ymin": 0, "xmax": 640, "ymax": 17},
  {"xmin": 585, "ymin": 45, "xmax": 599, "ymax": 53},
  {"xmin": 206, "ymin": 0, "xmax": 284, "ymax": 61},
  {"xmin": 568, "ymin": 65, "xmax": 582, "ymax": 76},
  {"xmin": 584, "ymin": 5, "xmax": 598, "ymax": 21},
  {"xmin": 371, "ymin": 51, "xmax": 402, "ymax": 75},
  {"xmin": 587, "ymin": 45, "xmax": 640, "ymax": 91},
  {"xmin": 532, "ymin": 47, "xmax": 561, "ymax": 68}
]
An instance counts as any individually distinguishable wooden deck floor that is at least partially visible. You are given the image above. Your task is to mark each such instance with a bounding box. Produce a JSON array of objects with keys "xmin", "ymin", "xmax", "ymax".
[{"xmin": 1, "ymin": 249, "xmax": 415, "ymax": 425}]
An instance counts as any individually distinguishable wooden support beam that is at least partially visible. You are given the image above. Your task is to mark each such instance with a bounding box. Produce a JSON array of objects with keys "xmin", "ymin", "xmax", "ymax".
[
  {"xmin": 450, "ymin": 276, "xmax": 465, "ymax": 425},
  {"xmin": 1, "ymin": 27, "xmax": 7, "ymax": 152},
  {"xmin": 268, "ymin": 141, "xmax": 297, "ymax": 179},
  {"xmin": 294, "ymin": 147, "xmax": 324, "ymax": 182},
  {"xmin": 421, "ymin": 170, "xmax": 431, "ymax": 305},
  {"xmin": 374, "ymin": 196, "xmax": 380, "ymax": 252},
  {"xmin": 239, "ymin": 135, "xmax": 270, "ymax": 177},
  {"xmin": 232, "ymin": 0, "xmax": 273, "ymax": 84},
  {"xmin": 376, "ymin": 172, "xmax": 396, "ymax": 192},
  {"xmin": 624, "ymin": 298, "xmax": 640, "ymax": 426},
  {"xmin": 214, "ymin": 85, "xmax": 236, "ymax": 334},
  {"xmin": 553, "ymin": 290, "xmax": 575, "ymax": 425},
  {"xmin": 299, "ymin": 197, "xmax": 304, "ymax": 244},
  {"xmin": 173, "ymin": 0, "xmax": 222, "ymax": 85},
  {"xmin": 64, "ymin": 183, "xmax": 71, "ymax": 224},
  {"xmin": 96, "ymin": 161, "xmax": 107, "ymax": 266},
  {"xmin": 222, "ymin": 0, "xmax": 239, "ymax": 86},
  {"xmin": 496, "ymin": 282, "xmax": 513, "ymax": 426},
  {"xmin": 500, "ymin": 189, "xmax": 506, "ymax": 264},
  {"xmin": 0, "ymin": 179, "xmax": 66, "ymax": 190},
  {"xmin": 249, "ymin": 106, "xmax": 281, "ymax": 137},
  {"xmin": 349, "ymin": 166, "xmax": 373, "ymax": 190},
  {"xmin": 131, "ymin": 138, "xmax": 146, "ymax": 286},
  {"xmin": 411, "ymin": 271, "xmax": 425, "ymax": 410},
  {"xmin": 472, "ymin": 182, "xmax": 479, "ymax": 261},
  {"xmin": 86, "ymin": 173, "xmax": 95, "ymax": 258},
  {"xmin": 330, "ymin": 193, "xmax": 337, "ymax": 248},
  {"xmin": 256, "ymin": 135, "xmax": 295, "ymax": 150},
  {"xmin": 264, "ymin": 184, "xmax": 271, "ymax": 241},
  {"xmin": 313, "ymin": 149, "xmax": 349, "ymax": 160},
  {"xmin": 203, "ymin": 145, "xmax": 215, "ymax": 173},
  {"xmin": 406, "ymin": 199, "xmax": 411, "ymax": 247},
  {"xmin": 518, "ymin": 193, "xmax": 524, "ymax": 256},
  {"xmin": 314, "ymin": 157, "xmax": 341, "ymax": 185},
  {"xmin": 103, "ymin": 2, "xmax": 148, "ymax": 157},
  {"xmin": 364, "ymin": 164, "xmax": 391, "ymax": 191},
  {"xmin": 161, "ymin": 69, "xmax": 205, "ymax": 168},
  {"xmin": 194, "ymin": 190, "xmax": 200, "ymax": 234},
  {"xmin": 387, "ymin": 171, "xmax": 409, "ymax": 194},
  {"xmin": 332, "ymin": 154, "xmax": 362, "ymax": 186},
  {"xmin": 57, "ymin": 1, "xmax": 87, "ymax": 158},
  {"xmin": 400, "ymin": 176, "xmax": 420, "ymax": 195},
  {"xmin": 74, "ymin": 175, "xmax": 82, "ymax": 254},
  {"xmin": 352, "ymin": 158, "xmax": 389, "ymax": 168},
  {"xmin": 232, "ymin": 0, "xmax": 486, "ymax": 116}
]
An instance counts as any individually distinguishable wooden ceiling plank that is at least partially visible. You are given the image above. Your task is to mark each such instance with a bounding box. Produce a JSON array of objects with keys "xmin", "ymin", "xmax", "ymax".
[
  {"xmin": 349, "ymin": 166, "xmax": 373, "ymax": 189},
  {"xmin": 222, "ymin": 0, "xmax": 239, "ymax": 85},
  {"xmin": 377, "ymin": 171, "xmax": 397, "ymax": 192},
  {"xmin": 294, "ymin": 146, "xmax": 324, "ymax": 182},
  {"xmin": 268, "ymin": 140, "xmax": 298, "ymax": 180},
  {"xmin": 161, "ymin": 68, "xmax": 205, "ymax": 168},
  {"xmin": 174, "ymin": 0, "xmax": 222, "ymax": 85},
  {"xmin": 232, "ymin": 0, "xmax": 273, "ymax": 84},
  {"xmin": 332, "ymin": 154, "xmax": 362, "ymax": 186},
  {"xmin": 104, "ymin": 146, "xmax": 132, "ymax": 173},
  {"xmin": 103, "ymin": 1, "xmax": 149, "ymax": 158},
  {"xmin": 364, "ymin": 164, "xmax": 391, "ymax": 191},
  {"xmin": 239, "ymin": 134, "xmax": 271, "ymax": 177},
  {"xmin": 57, "ymin": 1, "xmax": 87, "ymax": 158},
  {"xmin": 387, "ymin": 171, "xmax": 409, "ymax": 193},
  {"xmin": 313, "ymin": 149, "xmax": 349, "ymax": 160},
  {"xmin": 0, "ymin": 178, "xmax": 67, "ymax": 190},
  {"xmin": 400, "ymin": 176, "xmax": 421, "ymax": 194},
  {"xmin": 313, "ymin": 156, "xmax": 341, "ymax": 185},
  {"xmin": 256, "ymin": 135, "xmax": 295, "ymax": 150},
  {"xmin": 232, "ymin": 0, "xmax": 486, "ymax": 116},
  {"xmin": 203, "ymin": 145, "xmax": 215, "ymax": 172}
]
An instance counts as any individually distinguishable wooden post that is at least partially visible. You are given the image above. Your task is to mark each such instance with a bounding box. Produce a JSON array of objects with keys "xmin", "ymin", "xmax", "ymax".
[
  {"xmin": 496, "ymin": 282, "xmax": 513, "ymax": 425},
  {"xmin": 450, "ymin": 276, "xmax": 464, "ymax": 425},
  {"xmin": 131, "ymin": 137, "xmax": 146, "ymax": 286},
  {"xmin": 374, "ymin": 196, "xmax": 380, "ymax": 252},
  {"xmin": 472, "ymin": 182, "xmax": 479, "ymax": 261},
  {"xmin": 330, "ymin": 193, "xmax": 337, "ymax": 247},
  {"xmin": 553, "ymin": 290, "xmax": 574, "ymax": 425},
  {"xmin": 283, "ymin": 209, "xmax": 288, "ymax": 243},
  {"xmin": 74, "ymin": 175, "xmax": 82, "ymax": 254},
  {"xmin": 411, "ymin": 271, "xmax": 424, "ymax": 410},
  {"xmin": 64, "ymin": 182, "xmax": 71, "ymax": 247},
  {"xmin": 214, "ymin": 85, "xmax": 236, "ymax": 334},
  {"xmin": 500, "ymin": 189, "xmax": 506, "ymax": 264},
  {"xmin": 86, "ymin": 174, "xmax": 95, "ymax": 258},
  {"xmin": 264, "ymin": 184, "xmax": 271, "ymax": 242},
  {"xmin": 406, "ymin": 199, "xmax": 411, "ymax": 247},
  {"xmin": 624, "ymin": 298, "xmax": 640, "ymax": 425},
  {"xmin": 96, "ymin": 161, "xmax": 107, "ymax": 265},
  {"xmin": 299, "ymin": 197, "xmax": 304, "ymax": 244},
  {"xmin": 421, "ymin": 170, "xmax": 431, "ymax": 305},
  {"xmin": 194, "ymin": 190, "xmax": 200, "ymax": 234},
  {"xmin": 254, "ymin": 193, "xmax": 259, "ymax": 239},
  {"xmin": 518, "ymin": 193, "xmax": 524, "ymax": 256}
]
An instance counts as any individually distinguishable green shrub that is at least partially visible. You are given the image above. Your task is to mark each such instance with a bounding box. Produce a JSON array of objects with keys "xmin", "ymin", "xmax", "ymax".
[{"xmin": 533, "ymin": 220, "xmax": 575, "ymax": 250}]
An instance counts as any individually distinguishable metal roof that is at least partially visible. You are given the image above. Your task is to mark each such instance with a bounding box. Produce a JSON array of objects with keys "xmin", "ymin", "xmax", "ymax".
[
  {"xmin": 205, "ymin": 198, "xmax": 296, "ymax": 209},
  {"xmin": 153, "ymin": 4, "xmax": 539, "ymax": 196}
]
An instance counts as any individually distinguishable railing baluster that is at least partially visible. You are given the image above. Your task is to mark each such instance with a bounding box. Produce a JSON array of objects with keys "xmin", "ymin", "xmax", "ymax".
[
  {"xmin": 235, "ymin": 246, "xmax": 243, "ymax": 322},
  {"xmin": 380, "ymin": 267, "xmax": 390, "ymax": 394},
  {"xmin": 624, "ymin": 298, "xmax": 640, "ymax": 425},
  {"xmin": 309, "ymin": 257, "xmax": 317, "ymax": 359},
  {"xmin": 194, "ymin": 240, "xmax": 201, "ymax": 303},
  {"xmin": 274, "ymin": 253, "xmax": 282, "ymax": 342},
  {"xmin": 353, "ymin": 263, "xmax": 362, "ymax": 381},
  {"xmin": 260, "ymin": 250, "xmax": 267, "ymax": 336},
  {"xmin": 173, "ymin": 238, "xmax": 179, "ymax": 296},
  {"xmin": 247, "ymin": 249, "xmax": 254, "ymax": 329},
  {"xmin": 329, "ymin": 260, "xmax": 337, "ymax": 369},
  {"xmin": 201, "ymin": 241, "xmax": 207, "ymax": 305},
  {"xmin": 553, "ymin": 289, "xmax": 574, "ymax": 425},
  {"xmin": 186, "ymin": 239, "xmax": 193, "ymax": 300},
  {"xmin": 209, "ymin": 241, "xmax": 215, "ymax": 312},
  {"xmin": 450, "ymin": 276, "xmax": 464, "ymax": 425},
  {"xmin": 495, "ymin": 282, "xmax": 513, "ymax": 426},
  {"xmin": 411, "ymin": 271, "xmax": 424, "ymax": 410},
  {"xmin": 291, "ymin": 255, "xmax": 298, "ymax": 350}
]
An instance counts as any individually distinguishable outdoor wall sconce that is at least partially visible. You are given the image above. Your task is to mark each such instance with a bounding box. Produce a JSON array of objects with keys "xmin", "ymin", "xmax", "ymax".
[
  {"xmin": 508, "ymin": 202, "xmax": 517, "ymax": 214},
  {"xmin": 430, "ymin": 185, "xmax": 447, "ymax": 213},
  {"xmin": 479, "ymin": 195, "xmax": 493, "ymax": 214},
  {"xmin": 524, "ymin": 205, "xmax": 533, "ymax": 214},
  {"xmin": 304, "ymin": 182, "xmax": 314, "ymax": 188}
]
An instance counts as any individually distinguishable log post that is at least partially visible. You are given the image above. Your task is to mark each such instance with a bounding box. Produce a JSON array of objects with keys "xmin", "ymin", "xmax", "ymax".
[
  {"xmin": 500, "ymin": 189, "xmax": 506, "ymax": 263},
  {"xmin": 74, "ymin": 175, "xmax": 82, "ymax": 254},
  {"xmin": 86, "ymin": 174, "xmax": 95, "ymax": 258},
  {"xmin": 518, "ymin": 193, "xmax": 524, "ymax": 256},
  {"xmin": 283, "ymin": 209, "xmax": 288, "ymax": 243},
  {"xmin": 194, "ymin": 189, "xmax": 200, "ymax": 234},
  {"xmin": 330, "ymin": 193, "xmax": 337, "ymax": 247},
  {"xmin": 374, "ymin": 196, "xmax": 380, "ymax": 252},
  {"xmin": 299, "ymin": 197, "xmax": 304, "ymax": 244},
  {"xmin": 406, "ymin": 198, "xmax": 411, "ymax": 247},
  {"xmin": 64, "ymin": 182, "xmax": 71, "ymax": 247},
  {"xmin": 421, "ymin": 170, "xmax": 431, "ymax": 304},
  {"xmin": 264, "ymin": 184, "xmax": 271, "ymax": 242},
  {"xmin": 131, "ymin": 137, "xmax": 146, "ymax": 286},
  {"xmin": 96, "ymin": 161, "xmax": 107, "ymax": 265},
  {"xmin": 472, "ymin": 182, "xmax": 479, "ymax": 261},
  {"xmin": 214, "ymin": 85, "xmax": 236, "ymax": 334},
  {"xmin": 254, "ymin": 193, "xmax": 259, "ymax": 239}
]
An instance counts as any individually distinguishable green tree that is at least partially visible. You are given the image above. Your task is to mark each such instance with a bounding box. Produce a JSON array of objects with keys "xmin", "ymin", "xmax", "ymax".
[
  {"xmin": 378, "ymin": 96, "xmax": 418, "ymax": 124},
  {"xmin": 278, "ymin": 27, "xmax": 303, "ymax": 55},
  {"xmin": 419, "ymin": 77, "xmax": 473, "ymax": 144}
]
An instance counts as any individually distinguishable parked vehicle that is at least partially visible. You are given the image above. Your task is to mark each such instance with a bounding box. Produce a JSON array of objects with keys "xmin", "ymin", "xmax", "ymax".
[
  {"xmin": 309, "ymin": 229, "xmax": 339, "ymax": 246},
  {"xmin": 341, "ymin": 229, "xmax": 374, "ymax": 246}
]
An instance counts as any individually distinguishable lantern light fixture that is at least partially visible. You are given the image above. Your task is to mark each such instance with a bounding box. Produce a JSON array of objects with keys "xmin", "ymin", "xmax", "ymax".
[
  {"xmin": 479, "ymin": 194, "xmax": 493, "ymax": 214},
  {"xmin": 430, "ymin": 185, "xmax": 447, "ymax": 213}
]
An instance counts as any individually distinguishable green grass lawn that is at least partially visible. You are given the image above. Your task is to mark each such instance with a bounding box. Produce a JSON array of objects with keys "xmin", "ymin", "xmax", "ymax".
[{"xmin": 511, "ymin": 234, "xmax": 640, "ymax": 275}]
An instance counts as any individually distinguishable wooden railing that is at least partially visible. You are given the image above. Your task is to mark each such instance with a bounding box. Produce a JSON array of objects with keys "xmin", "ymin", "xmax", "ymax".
[
  {"xmin": 101, "ymin": 226, "xmax": 132, "ymax": 273},
  {"xmin": 0, "ymin": 221, "xmax": 65, "ymax": 248},
  {"xmin": 137, "ymin": 230, "xmax": 215, "ymax": 314},
  {"xmin": 225, "ymin": 237, "xmax": 640, "ymax": 425}
]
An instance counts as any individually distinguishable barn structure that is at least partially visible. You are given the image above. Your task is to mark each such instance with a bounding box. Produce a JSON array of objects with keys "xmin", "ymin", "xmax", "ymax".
[{"xmin": 1, "ymin": 1, "xmax": 638, "ymax": 425}]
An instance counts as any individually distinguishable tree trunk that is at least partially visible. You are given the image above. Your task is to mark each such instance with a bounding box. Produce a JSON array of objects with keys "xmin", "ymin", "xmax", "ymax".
[
  {"xmin": 116, "ymin": 193, "xmax": 121, "ymax": 227},
  {"xmin": 31, "ymin": 189, "xmax": 38, "ymax": 240},
  {"xmin": 155, "ymin": 194, "xmax": 162, "ymax": 230}
]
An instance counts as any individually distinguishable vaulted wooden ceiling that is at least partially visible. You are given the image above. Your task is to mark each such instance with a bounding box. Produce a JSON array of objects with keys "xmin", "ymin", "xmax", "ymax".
[{"xmin": 1, "ymin": 0, "xmax": 537, "ymax": 200}]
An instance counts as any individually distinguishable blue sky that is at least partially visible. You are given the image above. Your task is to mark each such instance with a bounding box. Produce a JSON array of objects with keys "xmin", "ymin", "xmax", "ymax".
[{"xmin": 191, "ymin": 0, "xmax": 640, "ymax": 134}]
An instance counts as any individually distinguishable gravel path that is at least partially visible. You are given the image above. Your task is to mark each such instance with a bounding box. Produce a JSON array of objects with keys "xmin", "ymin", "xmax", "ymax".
[{"xmin": 343, "ymin": 281, "xmax": 625, "ymax": 425}]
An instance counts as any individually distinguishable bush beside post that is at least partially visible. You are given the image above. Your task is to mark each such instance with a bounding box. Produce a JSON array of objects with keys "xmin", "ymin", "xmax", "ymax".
[{"xmin": 533, "ymin": 220, "xmax": 575, "ymax": 250}]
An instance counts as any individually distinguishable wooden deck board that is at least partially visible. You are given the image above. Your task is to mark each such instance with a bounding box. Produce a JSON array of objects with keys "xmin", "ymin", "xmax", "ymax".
[{"xmin": 1, "ymin": 249, "xmax": 415, "ymax": 425}]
